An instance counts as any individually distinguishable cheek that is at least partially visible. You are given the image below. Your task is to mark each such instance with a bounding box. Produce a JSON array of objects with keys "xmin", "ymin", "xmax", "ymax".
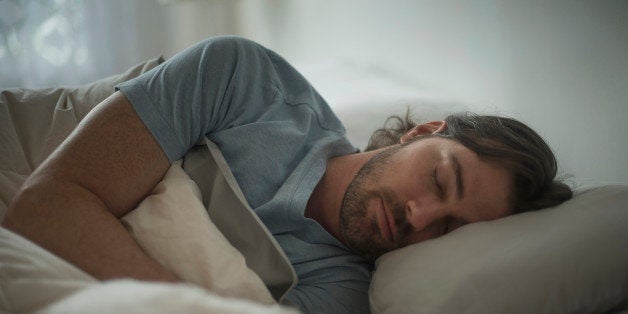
[
  {"xmin": 380, "ymin": 166, "xmax": 429, "ymax": 198},
  {"xmin": 400, "ymin": 221, "xmax": 444, "ymax": 247}
]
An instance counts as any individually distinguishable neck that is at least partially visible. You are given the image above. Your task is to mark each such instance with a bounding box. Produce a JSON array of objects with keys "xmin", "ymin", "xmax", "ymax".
[{"xmin": 305, "ymin": 149, "xmax": 382, "ymax": 245}]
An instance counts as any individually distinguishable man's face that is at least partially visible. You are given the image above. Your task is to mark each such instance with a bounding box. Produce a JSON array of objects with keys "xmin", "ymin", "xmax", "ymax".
[{"xmin": 340, "ymin": 136, "xmax": 513, "ymax": 261}]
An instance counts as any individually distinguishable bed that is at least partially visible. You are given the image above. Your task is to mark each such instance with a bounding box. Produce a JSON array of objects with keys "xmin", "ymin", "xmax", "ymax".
[{"xmin": 1, "ymin": 57, "xmax": 627, "ymax": 313}]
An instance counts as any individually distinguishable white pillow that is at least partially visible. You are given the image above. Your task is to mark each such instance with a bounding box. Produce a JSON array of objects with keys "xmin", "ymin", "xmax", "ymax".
[
  {"xmin": 121, "ymin": 162, "xmax": 275, "ymax": 305},
  {"xmin": 369, "ymin": 185, "xmax": 628, "ymax": 313}
]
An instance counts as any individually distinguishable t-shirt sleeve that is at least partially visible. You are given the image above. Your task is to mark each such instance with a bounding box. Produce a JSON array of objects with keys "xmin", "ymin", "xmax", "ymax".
[{"xmin": 116, "ymin": 36, "xmax": 282, "ymax": 162}]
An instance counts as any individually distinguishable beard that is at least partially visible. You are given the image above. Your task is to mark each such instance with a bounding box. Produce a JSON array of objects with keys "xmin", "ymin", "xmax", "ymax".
[{"xmin": 339, "ymin": 144, "xmax": 413, "ymax": 261}]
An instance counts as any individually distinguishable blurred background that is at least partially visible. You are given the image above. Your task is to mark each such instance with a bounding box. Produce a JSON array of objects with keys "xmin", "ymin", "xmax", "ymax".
[{"xmin": 1, "ymin": 0, "xmax": 626, "ymax": 185}]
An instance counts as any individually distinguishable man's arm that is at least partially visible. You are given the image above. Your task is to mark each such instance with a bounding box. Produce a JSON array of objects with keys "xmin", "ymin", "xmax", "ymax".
[{"xmin": 1, "ymin": 91, "xmax": 178, "ymax": 281}]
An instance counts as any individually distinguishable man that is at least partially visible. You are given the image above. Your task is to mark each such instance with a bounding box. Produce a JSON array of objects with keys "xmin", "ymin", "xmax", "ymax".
[{"xmin": 1, "ymin": 37, "xmax": 572, "ymax": 313}]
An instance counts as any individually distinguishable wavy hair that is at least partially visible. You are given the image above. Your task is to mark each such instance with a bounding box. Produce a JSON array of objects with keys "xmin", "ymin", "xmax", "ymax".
[{"xmin": 366, "ymin": 111, "xmax": 573, "ymax": 213}]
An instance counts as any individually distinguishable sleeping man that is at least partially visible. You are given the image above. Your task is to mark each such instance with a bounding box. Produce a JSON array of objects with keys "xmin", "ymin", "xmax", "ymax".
[{"xmin": 1, "ymin": 37, "xmax": 572, "ymax": 313}]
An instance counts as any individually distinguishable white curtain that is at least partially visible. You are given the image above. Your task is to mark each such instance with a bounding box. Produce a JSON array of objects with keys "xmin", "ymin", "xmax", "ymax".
[
  {"xmin": 0, "ymin": 0, "xmax": 165, "ymax": 88},
  {"xmin": 0, "ymin": 0, "xmax": 249, "ymax": 89}
]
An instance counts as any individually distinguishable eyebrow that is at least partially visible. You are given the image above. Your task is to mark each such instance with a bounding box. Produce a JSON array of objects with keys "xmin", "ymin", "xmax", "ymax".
[{"xmin": 451, "ymin": 154, "xmax": 465, "ymax": 200}]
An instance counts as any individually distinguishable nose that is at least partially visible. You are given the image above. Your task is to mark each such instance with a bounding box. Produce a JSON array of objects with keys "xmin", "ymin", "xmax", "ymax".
[{"xmin": 405, "ymin": 198, "xmax": 450, "ymax": 232}]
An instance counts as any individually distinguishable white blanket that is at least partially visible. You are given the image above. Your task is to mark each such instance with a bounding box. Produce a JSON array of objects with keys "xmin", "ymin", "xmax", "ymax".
[
  {"xmin": 0, "ymin": 163, "xmax": 298, "ymax": 313},
  {"xmin": 0, "ymin": 233, "xmax": 296, "ymax": 314}
]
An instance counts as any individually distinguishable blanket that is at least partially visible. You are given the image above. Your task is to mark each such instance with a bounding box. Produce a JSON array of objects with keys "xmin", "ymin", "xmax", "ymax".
[{"xmin": 0, "ymin": 163, "xmax": 297, "ymax": 313}]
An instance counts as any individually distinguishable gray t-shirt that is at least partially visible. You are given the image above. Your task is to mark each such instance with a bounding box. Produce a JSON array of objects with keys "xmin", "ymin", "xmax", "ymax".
[{"xmin": 116, "ymin": 36, "xmax": 372, "ymax": 313}]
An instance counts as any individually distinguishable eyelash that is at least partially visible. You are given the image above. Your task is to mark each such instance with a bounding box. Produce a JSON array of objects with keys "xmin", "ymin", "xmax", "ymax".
[
  {"xmin": 432, "ymin": 166, "xmax": 444, "ymax": 198},
  {"xmin": 433, "ymin": 165, "xmax": 451, "ymax": 234}
]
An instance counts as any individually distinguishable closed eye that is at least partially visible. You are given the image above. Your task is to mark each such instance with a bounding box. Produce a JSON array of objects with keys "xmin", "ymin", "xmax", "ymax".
[{"xmin": 432, "ymin": 165, "xmax": 445, "ymax": 199}]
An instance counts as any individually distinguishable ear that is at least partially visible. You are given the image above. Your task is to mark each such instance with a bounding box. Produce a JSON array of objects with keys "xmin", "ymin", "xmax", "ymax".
[{"xmin": 400, "ymin": 121, "xmax": 447, "ymax": 144}]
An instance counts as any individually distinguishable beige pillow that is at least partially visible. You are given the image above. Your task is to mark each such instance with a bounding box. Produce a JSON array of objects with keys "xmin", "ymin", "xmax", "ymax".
[
  {"xmin": 369, "ymin": 185, "xmax": 628, "ymax": 313},
  {"xmin": 181, "ymin": 140, "xmax": 297, "ymax": 302},
  {"xmin": 121, "ymin": 161, "xmax": 275, "ymax": 305}
]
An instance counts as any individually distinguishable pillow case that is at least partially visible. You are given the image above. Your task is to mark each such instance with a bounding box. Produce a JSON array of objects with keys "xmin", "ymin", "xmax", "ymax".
[
  {"xmin": 181, "ymin": 140, "xmax": 297, "ymax": 302},
  {"xmin": 369, "ymin": 185, "xmax": 628, "ymax": 314},
  {"xmin": 121, "ymin": 161, "xmax": 275, "ymax": 305}
]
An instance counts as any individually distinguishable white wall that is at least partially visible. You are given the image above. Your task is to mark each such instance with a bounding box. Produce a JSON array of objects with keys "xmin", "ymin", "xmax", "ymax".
[
  {"xmin": 231, "ymin": 0, "xmax": 628, "ymax": 186},
  {"xmin": 16, "ymin": 0, "xmax": 622, "ymax": 185}
]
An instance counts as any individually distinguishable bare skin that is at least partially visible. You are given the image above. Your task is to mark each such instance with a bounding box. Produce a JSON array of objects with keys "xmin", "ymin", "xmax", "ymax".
[
  {"xmin": 2, "ymin": 91, "xmax": 177, "ymax": 281},
  {"xmin": 306, "ymin": 122, "xmax": 513, "ymax": 260}
]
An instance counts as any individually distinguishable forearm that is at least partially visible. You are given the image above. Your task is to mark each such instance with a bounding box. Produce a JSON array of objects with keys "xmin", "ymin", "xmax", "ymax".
[{"xmin": 3, "ymin": 178, "xmax": 178, "ymax": 282}]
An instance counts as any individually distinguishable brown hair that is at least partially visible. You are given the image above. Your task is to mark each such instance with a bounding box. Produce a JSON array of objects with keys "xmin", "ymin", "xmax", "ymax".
[{"xmin": 366, "ymin": 111, "xmax": 573, "ymax": 213}]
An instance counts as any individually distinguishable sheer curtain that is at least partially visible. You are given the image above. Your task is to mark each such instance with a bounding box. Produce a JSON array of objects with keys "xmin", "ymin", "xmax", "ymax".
[
  {"xmin": 0, "ymin": 0, "xmax": 178, "ymax": 88},
  {"xmin": 0, "ymin": 0, "xmax": 252, "ymax": 88}
]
